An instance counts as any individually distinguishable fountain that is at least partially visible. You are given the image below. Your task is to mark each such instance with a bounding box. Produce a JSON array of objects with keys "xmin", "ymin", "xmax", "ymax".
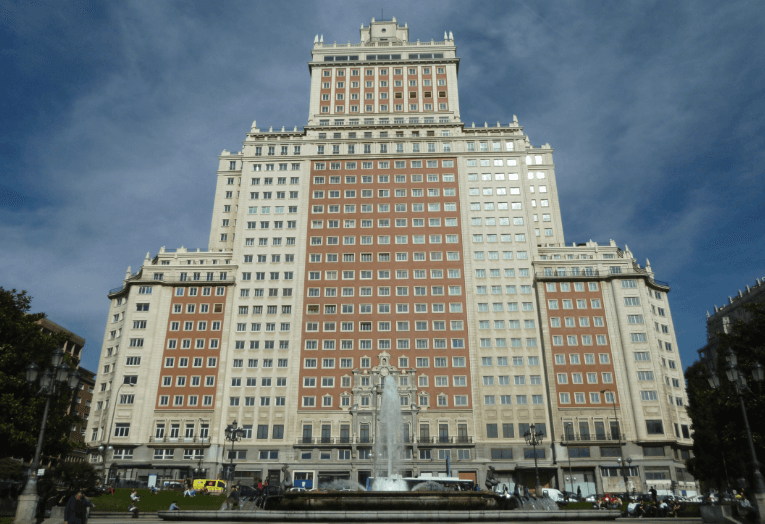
[
  {"xmin": 370, "ymin": 375, "xmax": 408, "ymax": 492},
  {"xmin": 158, "ymin": 373, "xmax": 620, "ymax": 521}
]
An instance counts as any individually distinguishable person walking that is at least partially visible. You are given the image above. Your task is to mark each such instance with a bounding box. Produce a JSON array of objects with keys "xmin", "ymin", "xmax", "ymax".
[{"xmin": 64, "ymin": 491, "xmax": 95, "ymax": 524}]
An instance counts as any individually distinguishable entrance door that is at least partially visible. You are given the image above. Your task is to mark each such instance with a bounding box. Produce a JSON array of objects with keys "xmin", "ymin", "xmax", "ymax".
[{"xmin": 358, "ymin": 471, "xmax": 371, "ymax": 489}]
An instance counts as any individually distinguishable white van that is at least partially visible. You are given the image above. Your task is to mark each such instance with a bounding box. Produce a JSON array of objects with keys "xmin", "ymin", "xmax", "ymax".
[{"xmin": 542, "ymin": 488, "xmax": 566, "ymax": 502}]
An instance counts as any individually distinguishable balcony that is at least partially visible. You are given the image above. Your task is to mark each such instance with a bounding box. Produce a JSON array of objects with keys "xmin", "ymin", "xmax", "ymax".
[
  {"xmin": 535, "ymin": 267, "xmax": 670, "ymax": 290},
  {"xmin": 295, "ymin": 437, "xmax": 357, "ymax": 446},
  {"xmin": 535, "ymin": 269, "xmax": 600, "ymax": 280},
  {"xmin": 148, "ymin": 435, "xmax": 209, "ymax": 444},
  {"xmin": 293, "ymin": 436, "xmax": 474, "ymax": 446},
  {"xmin": 416, "ymin": 436, "xmax": 473, "ymax": 445},
  {"xmin": 562, "ymin": 433, "xmax": 620, "ymax": 443}
]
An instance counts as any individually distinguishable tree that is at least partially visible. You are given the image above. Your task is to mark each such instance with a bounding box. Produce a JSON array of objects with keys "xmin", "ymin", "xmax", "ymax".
[
  {"xmin": 0, "ymin": 288, "xmax": 79, "ymax": 461},
  {"xmin": 685, "ymin": 303, "xmax": 765, "ymax": 491},
  {"xmin": 54, "ymin": 461, "xmax": 98, "ymax": 493}
]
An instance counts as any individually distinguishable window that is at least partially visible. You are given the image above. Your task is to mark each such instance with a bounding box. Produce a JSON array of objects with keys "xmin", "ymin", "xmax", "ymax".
[{"xmin": 646, "ymin": 420, "xmax": 664, "ymax": 435}]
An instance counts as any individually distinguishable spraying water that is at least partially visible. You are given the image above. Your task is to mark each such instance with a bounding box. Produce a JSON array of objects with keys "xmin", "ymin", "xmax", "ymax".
[{"xmin": 371, "ymin": 375, "xmax": 408, "ymax": 491}]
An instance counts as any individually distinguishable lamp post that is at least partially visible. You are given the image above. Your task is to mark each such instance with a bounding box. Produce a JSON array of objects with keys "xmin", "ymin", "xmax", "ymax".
[
  {"xmin": 194, "ymin": 454, "xmax": 206, "ymax": 481},
  {"xmin": 15, "ymin": 349, "xmax": 80, "ymax": 524},
  {"xmin": 601, "ymin": 388, "xmax": 629, "ymax": 503},
  {"xmin": 563, "ymin": 438, "xmax": 575, "ymax": 497},
  {"xmin": 524, "ymin": 423, "xmax": 544, "ymax": 496},
  {"xmin": 224, "ymin": 421, "xmax": 244, "ymax": 497},
  {"xmin": 708, "ymin": 350, "xmax": 765, "ymax": 521}
]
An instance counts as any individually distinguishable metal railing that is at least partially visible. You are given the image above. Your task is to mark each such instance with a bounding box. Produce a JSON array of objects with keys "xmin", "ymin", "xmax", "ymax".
[
  {"xmin": 293, "ymin": 435, "xmax": 474, "ymax": 445},
  {"xmin": 536, "ymin": 269, "xmax": 600, "ymax": 278}
]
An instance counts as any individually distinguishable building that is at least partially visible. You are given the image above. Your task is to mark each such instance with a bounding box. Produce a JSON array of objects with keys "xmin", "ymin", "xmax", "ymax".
[
  {"xmin": 698, "ymin": 276, "xmax": 765, "ymax": 366},
  {"xmin": 536, "ymin": 243, "xmax": 694, "ymax": 497},
  {"xmin": 35, "ymin": 318, "xmax": 95, "ymax": 463},
  {"xmin": 89, "ymin": 17, "xmax": 693, "ymax": 494},
  {"xmin": 68, "ymin": 367, "xmax": 96, "ymax": 462}
]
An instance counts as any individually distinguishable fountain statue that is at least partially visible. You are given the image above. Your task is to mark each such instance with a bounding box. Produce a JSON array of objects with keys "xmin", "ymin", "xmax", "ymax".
[{"xmin": 485, "ymin": 466, "xmax": 500, "ymax": 491}]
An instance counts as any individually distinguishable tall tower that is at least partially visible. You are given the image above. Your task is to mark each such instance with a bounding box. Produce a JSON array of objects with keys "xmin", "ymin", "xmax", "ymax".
[{"xmin": 90, "ymin": 18, "xmax": 692, "ymax": 495}]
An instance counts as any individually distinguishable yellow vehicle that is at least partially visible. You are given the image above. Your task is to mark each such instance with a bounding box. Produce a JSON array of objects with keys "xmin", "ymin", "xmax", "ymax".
[{"xmin": 192, "ymin": 479, "xmax": 226, "ymax": 494}]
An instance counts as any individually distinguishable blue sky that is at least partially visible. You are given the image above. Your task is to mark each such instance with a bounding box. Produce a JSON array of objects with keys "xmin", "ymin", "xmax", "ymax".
[{"xmin": 2, "ymin": 0, "xmax": 764, "ymax": 373}]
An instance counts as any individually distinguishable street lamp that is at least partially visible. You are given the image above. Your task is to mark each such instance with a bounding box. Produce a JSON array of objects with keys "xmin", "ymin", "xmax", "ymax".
[
  {"xmin": 524, "ymin": 423, "xmax": 544, "ymax": 496},
  {"xmin": 15, "ymin": 349, "xmax": 80, "ymax": 524},
  {"xmin": 708, "ymin": 349, "xmax": 765, "ymax": 520},
  {"xmin": 563, "ymin": 437, "xmax": 575, "ymax": 497},
  {"xmin": 224, "ymin": 421, "xmax": 244, "ymax": 497},
  {"xmin": 87, "ymin": 444, "xmax": 112, "ymax": 485},
  {"xmin": 601, "ymin": 388, "xmax": 629, "ymax": 503}
]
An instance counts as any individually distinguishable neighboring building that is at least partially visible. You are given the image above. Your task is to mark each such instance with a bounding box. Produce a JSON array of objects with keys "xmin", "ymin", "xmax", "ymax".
[
  {"xmin": 89, "ymin": 18, "xmax": 692, "ymax": 494},
  {"xmin": 698, "ymin": 276, "xmax": 765, "ymax": 365},
  {"xmin": 68, "ymin": 367, "xmax": 96, "ymax": 462},
  {"xmin": 536, "ymin": 243, "xmax": 694, "ymax": 497},
  {"xmin": 35, "ymin": 318, "xmax": 94, "ymax": 463},
  {"xmin": 38, "ymin": 318, "xmax": 85, "ymax": 364}
]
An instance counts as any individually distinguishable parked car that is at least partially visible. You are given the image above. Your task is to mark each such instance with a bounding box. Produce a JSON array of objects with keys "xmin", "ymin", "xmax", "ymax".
[
  {"xmin": 192, "ymin": 479, "xmax": 227, "ymax": 495},
  {"xmin": 163, "ymin": 482, "xmax": 185, "ymax": 491},
  {"xmin": 562, "ymin": 491, "xmax": 580, "ymax": 502}
]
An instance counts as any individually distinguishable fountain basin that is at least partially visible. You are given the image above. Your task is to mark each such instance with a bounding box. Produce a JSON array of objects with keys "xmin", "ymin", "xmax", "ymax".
[
  {"xmin": 264, "ymin": 490, "xmax": 504, "ymax": 511},
  {"xmin": 158, "ymin": 508, "xmax": 621, "ymax": 521}
]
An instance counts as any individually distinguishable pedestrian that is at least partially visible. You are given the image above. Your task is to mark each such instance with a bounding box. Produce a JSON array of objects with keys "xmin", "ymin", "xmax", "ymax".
[
  {"xmin": 225, "ymin": 486, "xmax": 240, "ymax": 510},
  {"xmin": 650, "ymin": 486, "xmax": 657, "ymax": 503},
  {"xmin": 257, "ymin": 479, "xmax": 263, "ymax": 490},
  {"xmin": 127, "ymin": 501, "xmax": 139, "ymax": 518},
  {"xmin": 577, "ymin": 486, "xmax": 582, "ymax": 499},
  {"xmin": 169, "ymin": 501, "xmax": 180, "ymax": 511},
  {"xmin": 64, "ymin": 490, "xmax": 95, "ymax": 524}
]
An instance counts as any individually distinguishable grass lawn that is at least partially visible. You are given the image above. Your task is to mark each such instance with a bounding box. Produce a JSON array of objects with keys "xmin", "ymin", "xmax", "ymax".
[{"xmin": 90, "ymin": 488, "xmax": 225, "ymax": 512}]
